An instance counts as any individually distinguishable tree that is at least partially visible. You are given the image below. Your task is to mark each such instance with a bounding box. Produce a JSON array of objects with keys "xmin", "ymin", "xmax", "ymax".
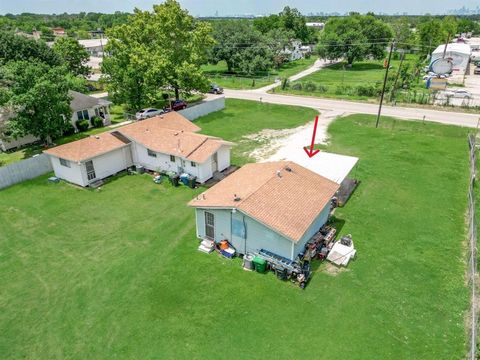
[
  {"xmin": 417, "ymin": 17, "xmax": 457, "ymax": 56},
  {"xmin": 0, "ymin": 61, "xmax": 72, "ymax": 145},
  {"xmin": 0, "ymin": 31, "xmax": 59, "ymax": 66},
  {"xmin": 52, "ymin": 37, "xmax": 91, "ymax": 77},
  {"xmin": 391, "ymin": 17, "xmax": 417, "ymax": 50},
  {"xmin": 316, "ymin": 14, "xmax": 392, "ymax": 66},
  {"xmin": 102, "ymin": 0, "xmax": 213, "ymax": 109},
  {"xmin": 210, "ymin": 21, "xmax": 274, "ymax": 74}
]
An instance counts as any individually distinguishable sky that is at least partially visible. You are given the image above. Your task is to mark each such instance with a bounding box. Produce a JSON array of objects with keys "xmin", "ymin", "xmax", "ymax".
[{"xmin": 0, "ymin": 0, "xmax": 478, "ymax": 16}]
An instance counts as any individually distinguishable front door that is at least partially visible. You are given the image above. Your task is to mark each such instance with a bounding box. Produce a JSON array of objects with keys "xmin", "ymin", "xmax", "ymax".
[
  {"xmin": 211, "ymin": 153, "xmax": 218, "ymax": 172},
  {"xmin": 85, "ymin": 160, "xmax": 96, "ymax": 181},
  {"xmin": 205, "ymin": 211, "xmax": 215, "ymax": 240}
]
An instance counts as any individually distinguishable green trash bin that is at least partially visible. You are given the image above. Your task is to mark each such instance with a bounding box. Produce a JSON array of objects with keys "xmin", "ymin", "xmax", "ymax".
[{"xmin": 253, "ymin": 256, "xmax": 267, "ymax": 273}]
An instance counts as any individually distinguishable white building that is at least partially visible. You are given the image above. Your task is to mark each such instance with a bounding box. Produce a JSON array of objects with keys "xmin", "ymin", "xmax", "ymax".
[
  {"xmin": 44, "ymin": 112, "xmax": 233, "ymax": 187},
  {"xmin": 306, "ymin": 22, "xmax": 325, "ymax": 29},
  {"xmin": 78, "ymin": 38, "xmax": 108, "ymax": 57},
  {"xmin": 431, "ymin": 43, "xmax": 471, "ymax": 75}
]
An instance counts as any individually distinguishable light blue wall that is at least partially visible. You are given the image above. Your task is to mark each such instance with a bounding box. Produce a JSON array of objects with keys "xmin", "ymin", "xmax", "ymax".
[
  {"xmin": 293, "ymin": 205, "xmax": 331, "ymax": 257},
  {"xmin": 194, "ymin": 203, "xmax": 331, "ymax": 260}
]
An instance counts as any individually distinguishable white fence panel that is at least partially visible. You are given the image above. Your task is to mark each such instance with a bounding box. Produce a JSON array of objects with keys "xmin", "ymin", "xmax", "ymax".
[
  {"xmin": 0, "ymin": 154, "xmax": 52, "ymax": 190},
  {"xmin": 179, "ymin": 96, "xmax": 225, "ymax": 121}
]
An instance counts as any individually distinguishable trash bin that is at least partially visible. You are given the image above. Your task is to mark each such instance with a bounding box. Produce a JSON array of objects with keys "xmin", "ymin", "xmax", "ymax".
[
  {"xmin": 137, "ymin": 165, "xmax": 145, "ymax": 174},
  {"xmin": 253, "ymin": 256, "xmax": 267, "ymax": 273},
  {"xmin": 243, "ymin": 254, "xmax": 254, "ymax": 271},
  {"xmin": 180, "ymin": 173, "xmax": 189, "ymax": 186},
  {"xmin": 171, "ymin": 175, "xmax": 180, "ymax": 187},
  {"xmin": 188, "ymin": 176, "xmax": 197, "ymax": 189}
]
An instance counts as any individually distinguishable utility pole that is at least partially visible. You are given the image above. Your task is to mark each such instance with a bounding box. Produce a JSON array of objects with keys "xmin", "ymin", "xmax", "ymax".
[
  {"xmin": 442, "ymin": 33, "xmax": 451, "ymax": 59},
  {"xmin": 376, "ymin": 40, "xmax": 395, "ymax": 128},
  {"xmin": 390, "ymin": 50, "xmax": 405, "ymax": 102}
]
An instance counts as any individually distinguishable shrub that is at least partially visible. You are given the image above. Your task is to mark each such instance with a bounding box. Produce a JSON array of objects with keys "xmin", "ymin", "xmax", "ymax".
[
  {"xmin": 75, "ymin": 119, "xmax": 90, "ymax": 132},
  {"xmin": 356, "ymin": 85, "xmax": 378, "ymax": 97},
  {"xmin": 91, "ymin": 116, "xmax": 104, "ymax": 128},
  {"xmin": 304, "ymin": 81, "xmax": 317, "ymax": 92},
  {"xmin": 63, "ymin": 123, "xmax": 75, "ymax": 136},
  {"xmin": 335, "ymin": 85, "xmax": 353, "ymax": 95},
  {"xmin": 291, "ymin": 82, "xmax": 303, "ymax": 91},
  {"xmin": 317, "ymin": 84, "xmax": 328, "ymax": 93}
]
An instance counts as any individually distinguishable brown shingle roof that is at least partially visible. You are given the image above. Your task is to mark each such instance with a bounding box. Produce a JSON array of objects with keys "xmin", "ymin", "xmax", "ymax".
[
  {"xmin": 119, "ymin": 116, "xmax": 231, "ymax": 163},
  {"xmin": 44, "ymin": 112, "xmax": 231, "ymax": 164},
  {"xmin": 44, "ymin": 132, "xmax": 130, "ymax": 162},
  {"xmin": 188, "ymin": 161, "xmax": 340, "ymax": 242},
  {"xmin": 121, "ymin": 112, "xmax": 201, "ymax": 133}
]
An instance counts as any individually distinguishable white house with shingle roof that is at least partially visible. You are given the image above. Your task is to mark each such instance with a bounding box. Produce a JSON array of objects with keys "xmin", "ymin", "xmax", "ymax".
[
  {"xmin": 188, "ymin": 161, "xmax": 340, "ymax": 260},
  {"xmin": 44, "ymin": 112, "xmax": 233, "ymax": 187}
]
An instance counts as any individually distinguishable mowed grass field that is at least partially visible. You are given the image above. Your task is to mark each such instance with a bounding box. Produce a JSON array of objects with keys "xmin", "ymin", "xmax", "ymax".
[
  {"xmin": 202, "ymin": 58, "xmax": 317, "ymax": 90},
  {"xmin": 276, "ymin": 55, "xmax": 427, "ymax": 101},
  {"xmin": 0, "ymin": 108, "xmax": 471, "ymax": 359},
  {"xmin": 196, "ymin": 99, "xmax": 318, "ymax": 164}
]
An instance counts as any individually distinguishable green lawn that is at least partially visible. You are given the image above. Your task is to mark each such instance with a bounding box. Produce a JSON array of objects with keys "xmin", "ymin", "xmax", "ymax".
[
  {"xmin": 195, "ymin": 99, "xmax": 318, "ymax": 164},
  {"xmin": 275, "ymin": 55, "xmax": 428, "ymax": 102},
  {"xmin": 0, "ymin": 109, "xmax": 471, "ymax": 359},
  {"xmin": 203, "ymin": 58, "xmax": 317, "ymax": 90}
]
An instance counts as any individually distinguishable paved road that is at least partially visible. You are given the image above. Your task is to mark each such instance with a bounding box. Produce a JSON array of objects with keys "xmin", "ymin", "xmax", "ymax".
[{"xmin": 225, "ymin": 89, "xmax": 480, "ymax": 128}]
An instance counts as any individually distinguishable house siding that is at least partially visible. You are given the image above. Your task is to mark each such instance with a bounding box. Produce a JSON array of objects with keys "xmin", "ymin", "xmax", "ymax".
[
  {"xmin": 194, "ymin": 204, "xmax": 331, "ymax": 260},
  {"xmin": 48, "ymin": 145, "xmax": 131, "ymax": 187}
]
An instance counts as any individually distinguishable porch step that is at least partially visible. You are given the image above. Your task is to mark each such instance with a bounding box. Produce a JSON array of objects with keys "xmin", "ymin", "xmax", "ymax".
[
  {"xmin": 198, "ymin": 239, "xmax": 214, "ymax": 254},
  {"xmin": 89, "ymin": 179, "xmax": 104, "ymax": 188}
]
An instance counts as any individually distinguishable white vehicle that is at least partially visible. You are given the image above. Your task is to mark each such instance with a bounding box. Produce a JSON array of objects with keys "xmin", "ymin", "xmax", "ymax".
[
  {"xmin": 135, "ymin": 108, "xmax": 164, "ymax": 120},
  {"xmin": 449, "ymin": 89, "xmax": 473, "ymax": 99}
]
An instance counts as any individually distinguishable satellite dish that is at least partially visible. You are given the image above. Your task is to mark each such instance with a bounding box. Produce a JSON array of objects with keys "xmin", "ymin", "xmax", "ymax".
[{"xmin": 429, "ymin": 58, "xmax": 453, "ymax": 75}]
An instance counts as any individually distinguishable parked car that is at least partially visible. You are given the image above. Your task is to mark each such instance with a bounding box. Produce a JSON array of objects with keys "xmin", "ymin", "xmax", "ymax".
[
  {"xmin": 209, "ymin": 84, "xmax": 224, "ymax": 94},
  {"xmin": 474, "ymin": 67, "xmax": 480, "ymax": 75},
  {"xmin": 443, "ymin": 90, "xmax": 473, "ymax": 99},
  {"xmin": 170, "ymin": 100, "xmax": 187, "ymax": 111},
  {"xmin": 135, "ymin": 108, "xmax": 164, "ymax": 120}
]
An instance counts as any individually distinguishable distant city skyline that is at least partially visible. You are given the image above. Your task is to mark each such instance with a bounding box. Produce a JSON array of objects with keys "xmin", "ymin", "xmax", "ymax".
[{"xmin": 1, "ymin": 0, "xmax": 479, "ymax": 16}]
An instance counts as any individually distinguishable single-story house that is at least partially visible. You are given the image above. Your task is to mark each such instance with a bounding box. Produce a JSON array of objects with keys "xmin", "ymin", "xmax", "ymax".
[
  {"xmin": 0, "ymin": 91, "xmax": 111, "ymax": 151},
  {"xmin": 431, "ymin": 43, "xmax": 471, "ymax": 75},
  {"xmin": 44, "ymin": 112, "xmax": 233, "ymax": 186},
  {"xmin": 69, "ymin": 90, "xmax": 111, "ymax": 128},
  {"xmin": 188, "ymin": 161, "xmax": 340, "ymax": 260}
]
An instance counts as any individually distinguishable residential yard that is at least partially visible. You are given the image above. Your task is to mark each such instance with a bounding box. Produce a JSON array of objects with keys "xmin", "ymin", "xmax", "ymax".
[
  {"xmin": 0, "ymin": 109, "xmax": 471, "ymax": 359},
  {"xmin": 195, "ymin": 99, "xmax": 318, "ymax": 164},
  {"xmin": 202, "ymin": 57, "xmax": 317, "ymax": 90},
  {"xmin": 275, "ymin": 55, "xmax": 429, "ymax": 102}
]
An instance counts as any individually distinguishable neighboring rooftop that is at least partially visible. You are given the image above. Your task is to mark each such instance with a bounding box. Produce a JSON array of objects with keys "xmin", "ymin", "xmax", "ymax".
[
  {"xmin": 432, "ymin": 43, "xmax": 472, "ymax": 55},
  {"xmin": 118, "ymin": 113, "xmax": 231, "ymax": 162},
  {"xmin": 69, "ymin": 90, "xmax": 110, "ymax": 111},
  {"xmin": 44, "ymin": 112, "xmax": 231, "ymax": 164},
  {"xmin": 44, "ymin": 132, "xmax": 130, "ymax": 162},
  {"xmin": 189, "ymin": 161, "xmax": 340, "ymax": 242}
]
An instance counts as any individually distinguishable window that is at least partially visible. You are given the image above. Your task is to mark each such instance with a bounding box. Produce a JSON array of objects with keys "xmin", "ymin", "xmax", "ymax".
[
  {"xmin": 77, "ymin": 109, "xmax": 90, "ymax": 121},
  {"xmin": 94, "ymin": 108, "xmax": 100, "ymax": 117},
  {"xmin": 170, "ymin": 155, "xmax": 175, "ymax": 162},
  {"xmin": 147, "ymin": 149, "xmax": 157, "ymax": 158},
  {"xmin": 59, "ymin": 158, "xmax": 70, "ymax": 168},
  {"xmin": 191, "ymin": 161, "xmax": 196, "ymax": 167}
]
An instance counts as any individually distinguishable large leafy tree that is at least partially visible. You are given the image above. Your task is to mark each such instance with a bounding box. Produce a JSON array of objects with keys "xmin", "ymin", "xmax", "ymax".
[
  {"xmin": 102, "ymin": 0, "xmax": 214, "ymax": 109},
  {"xmin": 52, "ymin": 37, "xmax": 91, "ymax": 77},
  {"xmin": 210, "ymin": 21, "xmax": 273, "ymax": 74},
  {"xmin": 391, "ymin": 17, "xmax": 417, "ymax": 50},
  {"xmin": 316, "ymin": 14, "xmax": 392, "ymax": 65},
  {"xmin": 0, "ymin": 31, "xmax": 59, "ymax": 66},
  {"xmin": 0, "ymin": 61, "xmax": 72, "ymax": 145},
  {"xmin": 417, "ymin": 17, "xmax": 458, "ymax": 56}
]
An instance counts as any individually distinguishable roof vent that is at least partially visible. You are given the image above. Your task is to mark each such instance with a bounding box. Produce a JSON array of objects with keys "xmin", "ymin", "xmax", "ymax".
[
  {"xmin": 95, "ymin": 135, "xmax": 100, "ymax": 139},
  {"xmin": 276, "ymin": 170, "xmax": 282, "ymax": 178},
  {"xmin": 174, "ymin": 132, "xmax": 179, "ymax": 136},
  {"xmin": 202, "ymin": 194, "xmax": 206, "ymax": 200},
  {"xmin": 285, "ymin": 166, "xmax": 292, "ymax": 172},
  {"xmin": 233, "ymin": 194, "xmax": 241, "ymax": 202}
]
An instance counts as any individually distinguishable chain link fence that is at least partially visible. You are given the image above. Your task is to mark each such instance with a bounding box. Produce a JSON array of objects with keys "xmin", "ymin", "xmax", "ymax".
[{"xmin": 467, "ymin": 133, "xmax": 478, "ymax": 360}]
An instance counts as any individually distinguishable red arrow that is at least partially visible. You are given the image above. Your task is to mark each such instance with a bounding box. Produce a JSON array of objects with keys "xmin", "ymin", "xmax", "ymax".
[{"xmin": 303, "ymin": 115, "xmax": 320, "ymax": 158}]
